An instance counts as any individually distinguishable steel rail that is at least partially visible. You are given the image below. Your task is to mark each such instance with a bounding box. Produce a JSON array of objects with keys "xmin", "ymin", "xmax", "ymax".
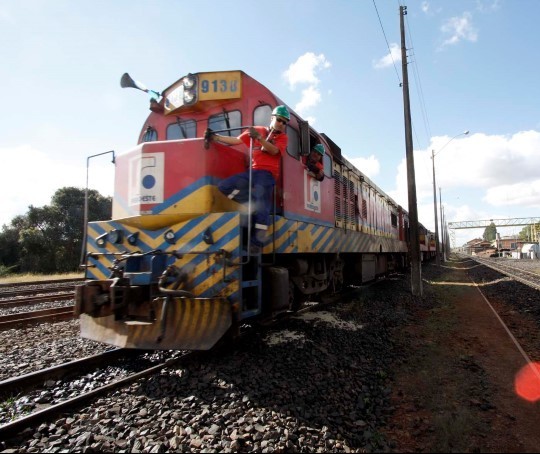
[
  {"xmin": 0, "ymin": 293, "xmax": 74, "ymax": 308},
  {"xmin": 0, "ymin": 285, "xmax": 76, "ymax": 298},
  {"xmin": 471, "ymin": 257, "xmax": 540, "ymax": 291},
  {"xmin": 0, "ymin": 351, "xmax": 195, "ymax": 438},
  {"xmin": 0, "ymin": 306, "xmax": 75, "ymax": 330},
  {"xmin": 0, "ymin": 279, "xmax": 83, "ymax": 289},
  {"xmin": 0, "ymin": 349, "xmax": 129, "ymax": 398}
]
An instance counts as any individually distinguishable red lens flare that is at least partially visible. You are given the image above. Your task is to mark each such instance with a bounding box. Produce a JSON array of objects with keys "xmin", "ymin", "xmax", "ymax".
[{"xmin": 514, "ymin": 362, "xmax": 540, "ymax": 402}]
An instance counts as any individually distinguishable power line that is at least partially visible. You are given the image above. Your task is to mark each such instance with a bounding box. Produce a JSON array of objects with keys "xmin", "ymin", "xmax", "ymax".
[
  {"xmin": 404, "ymin": 8, "xmax": 432, "ymax": 145},
  {"xmin": 372, "ymin": 0, "xmax": 402, "ymax": 84},
  {"xmin": 373, "ymin": 1, "xmax": 433, "ymax": 152}
]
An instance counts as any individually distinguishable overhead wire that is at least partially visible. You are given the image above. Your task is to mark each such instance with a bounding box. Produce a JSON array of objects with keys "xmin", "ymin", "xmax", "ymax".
[
  {"xmin": 373, "ymin": 0, "xmax": 421, "ymax": 149},
  {"xmin": 372, "ymin": 0, "xmax": 402, "ymax": 85},
  {"xmin": 403, "ymin": 1, "xmax": 432, "ymax": 146},
  {"xmin": 373, "ymin": 0, "xmax": 430, "ymax": 152}
]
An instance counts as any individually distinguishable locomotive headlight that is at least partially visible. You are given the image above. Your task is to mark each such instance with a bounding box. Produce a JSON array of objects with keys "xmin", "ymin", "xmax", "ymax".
[
  {"xmin": 183, "ymin": 75, "xmax": 196, "ymax": 89},
  {"xmin": 182, "ymin": 74, "xmax": 197, "ymax": 105},
  {"xmin": 183, "ymin": 90, "xmax": 195, "ymax": 104},
  {"xmin": 109, "ymin": 229, "xmax": 123, "ymax": 244},
  {"xmin": 127, "ymin": 232, "xmax": 139, "ymax": 245},
  {"xmin": 96, "ymin": 233, "xmax": 108, "ymax": 248},
  {"xmin": 164, "ymin": 229, "xmax": 176, "ymax": 244}
]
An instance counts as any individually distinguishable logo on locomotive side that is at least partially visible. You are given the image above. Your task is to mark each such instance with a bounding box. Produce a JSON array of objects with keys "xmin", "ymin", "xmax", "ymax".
[
  {"xmin": 128, "ymin": 152, "xmax": 165, "ymax": 205},
  {"xmin": 304, "ymin": 171, "xmax": 321, "ymax": 213}
]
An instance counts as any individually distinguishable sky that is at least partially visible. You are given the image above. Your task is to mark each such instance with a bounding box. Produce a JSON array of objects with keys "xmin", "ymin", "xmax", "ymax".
[{"xmin": 1, "ymin": 0, "xmax": 539, "ymax": 247}]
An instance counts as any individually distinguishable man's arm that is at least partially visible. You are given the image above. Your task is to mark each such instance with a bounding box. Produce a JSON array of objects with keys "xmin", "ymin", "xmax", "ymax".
[
  {"xmin": 212, "ymin": 134, "xmax": 243, "ymax": 145},
  {"xmin": 249, "ymin": 127, "xmax": 281, "ymax": 155}
]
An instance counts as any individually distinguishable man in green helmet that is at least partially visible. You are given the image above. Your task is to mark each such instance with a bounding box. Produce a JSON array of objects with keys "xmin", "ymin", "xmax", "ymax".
[
  {"xmin": 303, "ymin": 143, "xmax": 325, "ymax": 182},
  {"xmin": 206, "ymin": 105, "xmax": 290, "ymax": 249}
]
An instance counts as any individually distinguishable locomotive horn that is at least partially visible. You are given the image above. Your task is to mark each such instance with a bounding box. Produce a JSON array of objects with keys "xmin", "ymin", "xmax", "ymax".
[{"xmin": 120, "ymin": 73, "xmax": 161, "ymax": 99}]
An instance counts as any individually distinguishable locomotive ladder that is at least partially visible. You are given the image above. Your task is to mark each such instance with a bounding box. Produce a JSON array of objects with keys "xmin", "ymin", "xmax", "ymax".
[
  {"xmin": 239, "ymin": 242, "xmax": 262, "ymax": 319},
  {"xmin": 236, "ymin": 136, "xmax": 279, "ymax": 319}
]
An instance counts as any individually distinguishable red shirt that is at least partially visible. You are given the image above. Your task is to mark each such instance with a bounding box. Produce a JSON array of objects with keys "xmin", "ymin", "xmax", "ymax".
[
  {"xmin": 239, "ymin": 126, "xmax": 288, "ymax": 180},
  {"xmin": 302, "ymin": 155, "xmax": 324, "ymax": 172}
]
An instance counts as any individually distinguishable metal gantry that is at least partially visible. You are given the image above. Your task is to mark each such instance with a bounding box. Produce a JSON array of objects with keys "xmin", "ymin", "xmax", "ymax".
[{"xmin": 447, "ymin": 217, "xmax": 540, "ymax": 248}]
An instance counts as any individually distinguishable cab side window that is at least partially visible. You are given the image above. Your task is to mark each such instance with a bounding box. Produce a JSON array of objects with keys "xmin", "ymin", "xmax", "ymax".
[
  {"xmin": 141, "ymin": 126, "xmax": 157, "ymax": 142},
  {"xmin": 323, "ymin": 154, "xmax": 332, "ymax": 178},
  {"xmin": 286, "ymin": 126, "xmax": 300, "ymax": 160},
  {"xmin": 254, "ymin": 105, "xmax": 272, "ymax": 126}
]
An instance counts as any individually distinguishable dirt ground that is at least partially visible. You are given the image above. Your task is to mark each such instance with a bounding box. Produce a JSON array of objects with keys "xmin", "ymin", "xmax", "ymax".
[{"xmin": 383, "ymin": 256, "xmax": 540, "ymax": 453}]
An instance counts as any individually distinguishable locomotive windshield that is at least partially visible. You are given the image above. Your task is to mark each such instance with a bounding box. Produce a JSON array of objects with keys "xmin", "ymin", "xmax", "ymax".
[
  {"xmin": 166, "ymin": 119, "xmax": 196, "ymax": 140},
  {"xmin": 208, "ymin": 110, "xmax": 242, "ymax": 137}
]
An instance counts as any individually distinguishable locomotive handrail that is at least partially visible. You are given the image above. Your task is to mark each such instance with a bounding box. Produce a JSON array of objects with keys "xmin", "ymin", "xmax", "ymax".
[{"xmin": 240, "ymin": 137, "xmax": 255, "ymax": 263}]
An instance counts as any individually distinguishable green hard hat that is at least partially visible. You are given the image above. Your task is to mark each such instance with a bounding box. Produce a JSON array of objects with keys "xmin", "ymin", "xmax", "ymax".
[
  {"xmin": 313, "ymin": 144, "xmax": 325, "ymax": 155},
  {"xmin": 272, "ymin": 105, "xmax": 290, "ymax": 121}
]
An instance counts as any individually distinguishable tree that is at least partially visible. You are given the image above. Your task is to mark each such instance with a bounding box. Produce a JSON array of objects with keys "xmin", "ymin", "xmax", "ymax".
[
  {"xmin": 0, "ymin": 216, "xmax": 25, "ymax": 274},
  {"xmin": 518, "ymin": 223, "xmax": 540, "ymax": 242},
  {"xmin": 49, "ymin": 187, "xmax": 111, "ymax": 271},
  {"xmin": 0, "ymin": 187, "xmax": 111, "ymax": 274},
  {"xmin": 483, "ymin": 222, "xmax": 497, "ymax": 242}
]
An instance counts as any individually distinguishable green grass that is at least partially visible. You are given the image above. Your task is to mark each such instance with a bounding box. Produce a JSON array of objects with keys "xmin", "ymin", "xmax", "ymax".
[{"xmin": 0, "ymin": 272, "xmax": 84, "ymax": 285}]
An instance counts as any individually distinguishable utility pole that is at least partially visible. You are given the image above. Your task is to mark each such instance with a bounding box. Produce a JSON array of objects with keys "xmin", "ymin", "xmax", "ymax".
[
  {"xmin": 431, "ymin": 150, "xmax": 440, "ymax": 266},
  {"xmin": 442, "ymin": 206, "xmax": 448, "ymax": 260},
  {"xmin": 400, "ymin": 5, "xmax": 422, "ymax": 296}
]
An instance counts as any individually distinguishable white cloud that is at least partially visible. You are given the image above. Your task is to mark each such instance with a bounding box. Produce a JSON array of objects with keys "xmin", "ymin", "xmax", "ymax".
[
  {"xmin": 283, "ymin": 53, "xmax": 331, "ymax": 119},
  {"xmin": 303, "ymin": 116, "xmax": 316, "ymax": 126},
  {"xmin": 475, "ymin": 0, "xmax": 501, "ymax": 13},
  {"xmin": 421, "ymin": 2, "xmax": 430, "ymax": 14},
  {"xmin": 0, "ymin": 145, "xmax": 114, "ymax": 227},
  {"xmin": 294, "ymin": 86, "xmax": 322, "ymax": 115},
  {"xmin": 283, "ymin": 52, "xmax": 331, "ymax": 90},
  {"xmin": 390, "ymin": 130, "xmax": 540, "ymax": 245},
  {"xmin": 373, "ymin": 43, "xmax": 401, "ymax": 69},
  {"xmin": 440, "ymin": 12, "xmax": 478, "ymax": 47},
  {"xmin": 347, "ymin": 155, "xmax": 380, "ymax": 180},
  {"xmin": 484, "ymin": 181, "xmax": 540, "ymax": 208}
]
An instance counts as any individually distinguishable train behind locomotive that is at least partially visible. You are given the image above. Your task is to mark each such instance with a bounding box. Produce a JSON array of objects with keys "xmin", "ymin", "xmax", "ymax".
[{"xmin": 75, "ymin": 70, "xmax": 435, "ymax": 350}]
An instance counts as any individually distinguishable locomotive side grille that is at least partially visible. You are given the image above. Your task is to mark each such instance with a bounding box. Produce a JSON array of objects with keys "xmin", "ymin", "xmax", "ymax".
[
  {"xmin": 342, "ymin": 172, "xmax": 349, "ymax": 225},
  {"xmin": 334, "ymin": 164, "xmax": 360, "ymax": 231},
  {"xmin": 333, "ymin": 165, "xmax": 343, "ymax": 227},
  {"xmin": 348, "ymin": 179, "xmax": 356, "ymax": 230},
  {"xmin": 343, "ymin": 175, "xmax": 350, "ymax": 227}
]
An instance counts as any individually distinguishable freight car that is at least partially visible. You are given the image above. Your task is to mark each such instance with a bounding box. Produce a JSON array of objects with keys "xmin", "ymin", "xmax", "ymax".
[{"xmin": 75, "ymin": 70, "xmax": 435, "ymax": 350}]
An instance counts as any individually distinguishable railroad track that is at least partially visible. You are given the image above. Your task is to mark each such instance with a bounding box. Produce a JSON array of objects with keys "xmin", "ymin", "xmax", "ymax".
[
  {"xmin": 0, "ymin": 293, "xmax": 74, "ymax": 309},
  {"xmin": 0, "ymin": 305, "xmax": 75, "ymax": 330},
  {"xmin": 0, "ymin": 349, "xmax": 192, "ymax": 438},
  {"xmin": 0, "ymin": 278, "xmax": 84, "ymax": 290},
  {"xmin": 0, "ymin": 292, "xmax": 347, "ymax": 439},
  {"xmin": 468, "ymin": 256, "xmax": 540, "ymax": 291},
  {"xmin": 0, "ymin": 285, "xmax": 76, "ymax": 300}
]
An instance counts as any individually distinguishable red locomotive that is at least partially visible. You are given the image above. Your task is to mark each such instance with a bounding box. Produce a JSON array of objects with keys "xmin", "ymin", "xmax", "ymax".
[{"xmin": 75, "ymin": 70, "xmax": 435, "ymax": 350}]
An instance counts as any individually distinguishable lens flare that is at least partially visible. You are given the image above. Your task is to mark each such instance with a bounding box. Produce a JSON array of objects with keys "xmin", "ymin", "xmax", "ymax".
[{"xmin": 514, "ymin": 362, "xmax": 540, "ymax": 402}]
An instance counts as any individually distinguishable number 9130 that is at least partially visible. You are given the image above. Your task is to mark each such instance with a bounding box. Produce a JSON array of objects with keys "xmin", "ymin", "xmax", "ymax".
[{"xmin": 200, "ymin": 79, "xmax": 238, "ymax": 94}]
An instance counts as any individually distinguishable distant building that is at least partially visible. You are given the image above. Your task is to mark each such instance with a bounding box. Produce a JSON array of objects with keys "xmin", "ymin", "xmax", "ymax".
[
  {"xmin": 496, "ymin": 236, "xmax": 524, "ymax": 251},
  {"xmin": 464, "ymin": 238, "xmax": 492, "ymax": 255},
  {"xmin": 462, "ymin": 235, "xmax": 527, "ymax": 258}
]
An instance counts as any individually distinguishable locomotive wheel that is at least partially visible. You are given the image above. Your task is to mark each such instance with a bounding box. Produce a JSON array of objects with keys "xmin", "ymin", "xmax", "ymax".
[
  {"xmin": 289, "ymin": 281, "xmax": 305, "ymax": 312},
  {"xmin": 289, "ymin": 281, "xmax": 303, "ymax": 312}
]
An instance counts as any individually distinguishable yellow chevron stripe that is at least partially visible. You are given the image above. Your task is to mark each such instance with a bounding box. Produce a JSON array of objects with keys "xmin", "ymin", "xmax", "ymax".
[
  {"xmin": 316, "ymin": 229, "xmax": 335, "ymax": 252},
  {"xmin": 81, "ymin": 296, "xmax": 233, "ymax": 350},
  {"xmin": 266, "ymin": 220, "xmax": 298, "ymax": 253}
]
